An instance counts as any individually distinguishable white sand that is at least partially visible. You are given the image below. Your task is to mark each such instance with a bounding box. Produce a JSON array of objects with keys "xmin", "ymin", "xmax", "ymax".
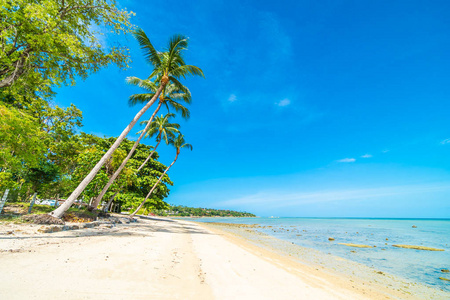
[{"xmin": 0, "ymin": 217, "xmax": 418, "ymax": 299}]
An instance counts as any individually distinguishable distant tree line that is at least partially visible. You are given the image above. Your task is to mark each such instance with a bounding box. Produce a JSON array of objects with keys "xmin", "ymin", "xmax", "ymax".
[{"xmin": 154, "ymin": 205, "xmax": 256, "ymax": 217}]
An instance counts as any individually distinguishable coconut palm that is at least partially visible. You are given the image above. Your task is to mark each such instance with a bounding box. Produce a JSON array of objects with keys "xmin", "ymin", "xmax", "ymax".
[
  {"xmin": 131, "ymin": 134, "xmax": 192, "ymax": 216},
  {"xmin": 136, "ymin": 113, "xmax": 180, "ymax": 172},
  {"xmin": 101, "ymin": 113, "xmax": 179, "ymax": 211},
  {"xmin": 50, "ymin": 29, "xmax": 203, "ymax": 218},
  {"xmin": 88, "ymin": 79, "xmax": 194, "ymax": 211}
]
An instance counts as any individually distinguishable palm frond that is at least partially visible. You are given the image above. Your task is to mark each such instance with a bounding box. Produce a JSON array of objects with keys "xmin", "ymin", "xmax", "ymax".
[
  {"xmin": 168, "ymin": 77, "xmax": 190, "ymax": 93},
  {"xmin": 167, "ymin": 34, "xmax": 188, "ymax": 58},
  {"xmin": 170, "ymin": 65, "xmax": 205, "ymax": 79},
  {"xmin": 133, "ymin": 28, "xmax": 161, "ymax": 68},
  {"xmin": 169, "ymin": 92, "xmax": 192, "ymax": 104},
  {"xmin": 167, "ymin": 99, "xmax": 190, "ymax": 119},
  {"xmin": 126, "ymin": 77, "xmax": 158, "ymax": 92},
  {"xmin": 163, "ymin": 101, "xmax": 170, "ymax": 113},
  {"xmin": 128, "ymin": 93, "xmax": 156, "ymax": 106},
  {"xmin": 182, "ymin": 143, "xmax": 193, "ymax": 151}
]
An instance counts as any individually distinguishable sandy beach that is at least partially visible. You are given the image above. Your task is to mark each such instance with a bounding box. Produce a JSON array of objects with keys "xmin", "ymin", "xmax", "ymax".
[{"xmin": 0, "ymin": 217, "xmax": 442, "ymax": 299}]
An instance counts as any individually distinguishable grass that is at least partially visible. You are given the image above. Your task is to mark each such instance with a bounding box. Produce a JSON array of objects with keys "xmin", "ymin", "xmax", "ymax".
[
  {"xmin": 0, "ymin": 214, "xmax": 28, "ymax": 224},
  {"xmin": 0, "ymin": 203, "xmax": 99, "ymax": 224}
]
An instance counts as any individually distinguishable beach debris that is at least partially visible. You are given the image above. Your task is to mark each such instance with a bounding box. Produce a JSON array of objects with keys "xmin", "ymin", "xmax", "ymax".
[
  {"xmin": 412, "ymin": 225, "xmax": 417, "ymax": 228},
  {"xmin": 350, "ymin": 250, "xmax": 356, "ymax": 253},
  {"xmin": 439, "ymin": 277, "xmax": 450, "ymax": 281},
  {"xmin": 328, "ymin": 237, "xmax": 335, "ymax": 241},
  {"xmin": 441, "ymin": 269, "xmax": 449, "ymax": 273},
  {"xmin": 392, "ymin": 245, "xmax": 444, "ymax": 251},
  {"xmin": 338, "ymin": 243, "xmax": 373, "ymax": 248},
  {"xmin": 23, "ymin": 214, "xmax": 64, "ymax": 225}
]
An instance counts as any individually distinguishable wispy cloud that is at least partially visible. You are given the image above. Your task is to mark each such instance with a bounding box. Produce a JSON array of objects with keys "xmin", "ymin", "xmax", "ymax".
[
  {"xmin": 382, "ymin": 149, "xmax": 390, "ymax": 153},
  {"xmin": 215, "ymin": 183, "xmax": 450, "ymax": 209},
  {"xmin": 361, "ymin": 154, "xmax": 372, "ymax": 158},
  {"xmin": 441, "ymin": 138, "xmax": 450, "ymax": 145},
  {"xmin": 337, "ymin": 158, "xmax": 356, "ymax": 163},
  {"xmin": 276, "ymin": 98, "xmax": 291, "ymax": 107},
  {"xmin": 228, "ymin": 94, "xmax": 237, "ymax": 102}
]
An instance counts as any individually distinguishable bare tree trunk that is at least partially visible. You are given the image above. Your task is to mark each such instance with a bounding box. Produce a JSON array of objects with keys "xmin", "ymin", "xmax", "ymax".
[
  {"xmin": 102, "ymin": 188, "xmax": 120, "ymax": 212},
  {"xmin": 131, "ymin": 153, "xmax": 178, "ymax": 216},
  {"xmin": 89, "ymin": 101, "xmax": 164, "ymax": 211},
  {"xmin": 49, "ymin": 84, "xmax": 165, "ymax": 218},
  {"xmin": 136, "ymin": 138, "xmax": 161, "ymax": 172}
]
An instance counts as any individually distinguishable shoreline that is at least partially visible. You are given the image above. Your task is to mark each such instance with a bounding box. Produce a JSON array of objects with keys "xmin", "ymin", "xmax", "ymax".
[
  {"xmin": 190, "ymin": 220, "xmax": 449, "ymax": 300},
  {"xmin": 0, "ymin": 217, "xmax": 448, "ymax": 299}
]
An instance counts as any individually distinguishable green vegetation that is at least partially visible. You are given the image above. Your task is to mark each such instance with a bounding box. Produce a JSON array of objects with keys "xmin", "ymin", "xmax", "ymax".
[
  {"xmin": 0, "ymin": 97, "xmax": 174, "ymax": 213},
  {"xmin": 0, "ymin": 204, "xmax": 95, "ymax": 224},
  {"xmin": 131, "ymin": 134, "xmax": 192, "ymax": 216},
  {"xmin": 154, "ymin": 205, "xmax": 256, "ymax": 217},
  {"xmin": 0, "ymin": 1, "xmax": 225, "ymax": 221},
  {"xmin": 51, "ymin": 28, "xmax": 203, "ymax": 219},
  {"xmin": 1, "ymin": 0, "xmax": 133, "ymax": 99}
]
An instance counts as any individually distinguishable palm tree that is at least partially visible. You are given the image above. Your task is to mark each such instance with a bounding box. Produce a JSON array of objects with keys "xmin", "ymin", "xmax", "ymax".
[
  {"xmin": 88, "ymin": 46, "xmax": 200, "ymax": 211},
  {"xmin": 50, "ymin": 29, "xmax": 203, "ymax": 218},
  {"xmin": 101, "ymin": 113, "xmax": 179, "ymax": 211},
  {"xmin": 131, "ymin": 134, "xmax": 192, "ymax": 216},
  {"xmin": 136, "ymin": 113, "xmax": 180, "ymax": 172}
]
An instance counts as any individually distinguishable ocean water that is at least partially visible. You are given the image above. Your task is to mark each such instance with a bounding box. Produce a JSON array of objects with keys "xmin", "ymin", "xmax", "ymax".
[{"xmin": 190, "ymin": 217, "xmax": 450, "ymax": 292}]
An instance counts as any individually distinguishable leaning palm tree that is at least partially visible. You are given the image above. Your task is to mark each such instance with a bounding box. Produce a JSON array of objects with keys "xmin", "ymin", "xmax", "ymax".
[
  {"xmin": 136, "ymin": 113, "xmax": 180, "ymax": 172},
  {"xmin": 131, "ymin": 134, "xmax": 192, "ymax": 216},
  {"xmin": 50, "ymin": 29, "xmax": 203, "ymax": 218},
  {"xmin": 88, "ymin": 82, "xmax": 191, "ymax": 211},
  {"xmin": 101, "ymin": 113, "xmax": 179, "ymax": 211}
]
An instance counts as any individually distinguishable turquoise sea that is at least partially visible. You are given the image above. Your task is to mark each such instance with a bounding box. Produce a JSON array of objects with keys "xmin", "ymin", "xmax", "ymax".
[{"xmin": 190, "ymin": 217, "xmax": 450, "ymax": 292}]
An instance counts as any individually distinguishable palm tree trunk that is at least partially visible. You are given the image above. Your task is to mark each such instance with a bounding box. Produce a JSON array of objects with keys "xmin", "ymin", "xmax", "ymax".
[
  {"xmin": 89, "ymin": 101, "xmax": 164, "ymax": 210},
  {"xmin": 136, "ymin": 138, "xmax": 161, "ymax": 172},
  {"xmin": 102, "ymin": 188, "xmax": 121, "ymax": 212},
  {"xmin": 49, "ymin": 85, "xmax": 165, "ymax": 218},
  {"xmin": 131, "ymin": 152, "xmax": 179, "ymax": 216}
]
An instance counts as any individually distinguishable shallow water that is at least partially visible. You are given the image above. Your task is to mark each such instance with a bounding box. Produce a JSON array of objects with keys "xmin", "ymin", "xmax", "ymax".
[{"xmin": 187, "ymin": 217, "xmax": 450, "ymax": 292}]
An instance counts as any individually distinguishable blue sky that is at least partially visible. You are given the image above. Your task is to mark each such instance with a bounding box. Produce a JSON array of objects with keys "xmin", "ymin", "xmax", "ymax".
[{"xmin": 55, "ymin": 0, "xmax": 450, "ymax": 217}]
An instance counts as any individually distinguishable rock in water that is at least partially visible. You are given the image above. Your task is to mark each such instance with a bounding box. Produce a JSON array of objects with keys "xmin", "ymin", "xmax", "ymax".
[
  {"xmin": 328, "ymin": 237, "xmax": 335, "ymax": 241},
  {"xmin": 338, "ymin": 243, "xmax": 373, "ymax": 248},
  {"xmin": 392, "ymin": 244, "xmax": 444, "ymax": 251}
]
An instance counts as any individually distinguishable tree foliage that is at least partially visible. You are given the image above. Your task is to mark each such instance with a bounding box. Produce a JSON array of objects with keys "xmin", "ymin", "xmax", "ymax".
[
  {"xmin": 0, "ymin": 103, "xmax": 47, "ymax": 190},
  {"xmin": 0, "ymin": 96, "xmax": 173, "ymax": 211},
  {"xmin": 154, "ymin": 205, "xmax": 256, "ymax": 217},
  {"xmin": 0, "ymin": 0, "xmax": 134, "ymax": 98}
]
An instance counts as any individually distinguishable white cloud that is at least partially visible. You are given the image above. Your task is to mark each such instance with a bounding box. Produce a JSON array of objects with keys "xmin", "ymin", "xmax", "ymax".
[
  {"xmin": 277, "ymin": 98, "xmax": 291, "ymax": 107},
  {"xmin": 215, "ymin": 183, "xmax": 450, "ymax": 208},
  {"xmin": 361, "ymin": 154, "xmax": 372, "ymax": 158},
  {"xmin": 228, "ymin": 94, "xmax": 237, "ymax": 102},
  {"xmin": 441, "ymin": 138, "xmax": 450, "ymax": 145},
  {"xmin": 337, "ymin": 158, "xmax": 356, "ymax": 163}
]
